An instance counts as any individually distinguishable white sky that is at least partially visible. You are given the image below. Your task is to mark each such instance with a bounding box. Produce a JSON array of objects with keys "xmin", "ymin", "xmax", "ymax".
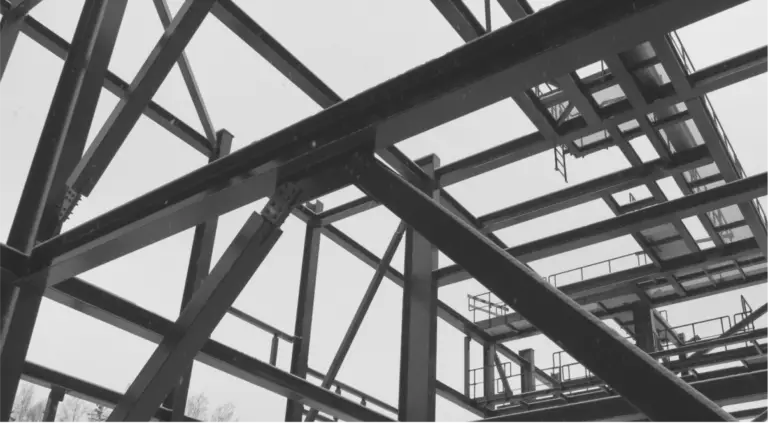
[{"xmin": 0, "ymin": 0, "xmax": 766, "ymax": 421}]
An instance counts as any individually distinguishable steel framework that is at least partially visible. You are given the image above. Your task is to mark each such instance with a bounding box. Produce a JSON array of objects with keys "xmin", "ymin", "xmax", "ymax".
[{"xmin": 0, "ymin": 0, "xmax": 766, "ymax": 421}]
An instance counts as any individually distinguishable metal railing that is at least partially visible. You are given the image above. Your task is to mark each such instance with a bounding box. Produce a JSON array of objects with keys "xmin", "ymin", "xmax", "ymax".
[
  {"xmin": 547, "ymin": 251, "xmax": 651, "ymax": 287},
  {"xmin": 667, "ymin": 31, "xmax": 768, "ymax": 230},
  {"xmin": 656, "ymin": 315, "xmax": 732, "ymax": 347},
  {"xmin": 468, "ymin": 292, "xmax": 510, "ymax": 322}
]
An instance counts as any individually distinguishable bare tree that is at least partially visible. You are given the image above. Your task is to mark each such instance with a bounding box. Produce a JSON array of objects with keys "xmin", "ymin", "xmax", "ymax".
[
  {"xmin": 210, "ymin": 403, "xmax": 237, "ymax": 422},
  {"xmin": 185, "ymin": 392, "xmax": 209, "ymax": 420},
  {"xmin": 58, "ymin": 397, "xmax": 87, "ymax": 422},
  {"xmin": 87, "ymin": 405, "xmax": 110, "ymax": 422},
  {"xmin": 26, "ymin": 401, "xmax": 45, "ymax": 422},
  {"xmin": 11, "ymin": 383, "xmax": 36, "ymax": 421}
]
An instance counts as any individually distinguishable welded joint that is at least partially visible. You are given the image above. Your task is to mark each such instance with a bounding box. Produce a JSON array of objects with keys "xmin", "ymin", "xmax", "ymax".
[{"xmin": 261, "ymin": 183, "xmax": 301, "ymax": 225}]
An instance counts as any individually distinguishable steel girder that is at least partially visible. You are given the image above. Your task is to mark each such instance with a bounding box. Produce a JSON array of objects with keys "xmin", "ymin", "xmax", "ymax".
[
  {"xmin": 318, "ymin": 46, "xmax": 766, "ymax": 224},
  {"xmin": 437, "ymin": 173, "xmax": 767, "ymax": 285},
  {"xmin": 16, "ymin": 0, "xmax": 746, "ymax": 291},
  {"xmin": 343, "ymin": 151, "xmax": 733, "ymax": 420},
  {"xmin": 475, "ymin": 237, "xmax": 763, "ymax": 333},
  {"xmin": 3, "ymin": 270, "xmax": 392, "ymax": 421},
  {"xmin": 0, "ymin": 4, "xmax": 212, "ymax": 154},
  {"xmin": 483, "ymin": 369, "xmax": 767, "ymax": 421},
  {"xmin": 0, "ymin": 2, "xmax": 760, "ymax": 422},
  {"xmin": 484, "ymin": 329, "xmax": 768, "ymax": 408},
  {"xmin": 304, "ymin": 222, "xmax": 406, "ymax": 422},
  {"xmin": 22, "ymin": 362, "xmax": 197, "ymax": 422},
  {"xmin": 108, "ymin": 188, "xmax": 296, "ymax": 420},
  {"xmin": 0, "ymin": 1, "xmax": 127, "ymax": 419},
  {"xmin": 286, "ymin": 207, "xmax": 323, "ymax": 421},
  {"xmin": 163, "ymin": 130, "xmax": 233, "ymax": 420}
]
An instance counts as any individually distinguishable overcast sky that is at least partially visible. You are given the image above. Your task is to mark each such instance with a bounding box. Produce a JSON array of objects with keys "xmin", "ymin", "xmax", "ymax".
[{"xmin": 0, "ymin": 0, "xmax": 766, "ymax": 421}]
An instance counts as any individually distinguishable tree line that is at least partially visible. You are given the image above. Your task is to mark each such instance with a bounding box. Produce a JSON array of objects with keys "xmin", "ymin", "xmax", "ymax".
[{"xmin": 11, "ymin": 382, "xmax": 238, "ymax": 421}]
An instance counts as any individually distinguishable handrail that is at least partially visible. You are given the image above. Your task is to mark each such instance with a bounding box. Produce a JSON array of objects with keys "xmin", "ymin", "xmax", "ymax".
[
  {"xmin": 667, "ymin": 31, "xmax": 768, "ymax": 230},
  {"xmin": 547, "ymin": 251, "xmax": 650, "ymax": 287}
]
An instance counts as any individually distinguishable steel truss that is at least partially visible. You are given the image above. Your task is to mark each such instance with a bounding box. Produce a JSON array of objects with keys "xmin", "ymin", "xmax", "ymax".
[{"xmin": 0, "ymin": 0, "xmax": 766, "ymax": 421}]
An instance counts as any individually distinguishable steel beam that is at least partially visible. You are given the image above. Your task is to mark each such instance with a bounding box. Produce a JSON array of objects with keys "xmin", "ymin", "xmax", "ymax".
[
  {"xmin": 483, "ymin": 369, "xmax": 767, "ymax": 421},
  {"xmin": 519, "ymin": 349, "xmax": 534, "ymax": 393},
  {"xmin": 477, "ymin": 145, "xmax": 711, "ymax": 233},
  {"xmin": 464, "ymin": 336, "xmax": 471, "ymax": 396},
  {"xmin": 437, "ymin": 173, "xmax": 767, "ymax": 285},
  {"xmin": 436, "ymin": 380, "xmax": 486, "ymax": 418},
  {"xmin": 151, "ymin": 0, "xmax": 216, "ymax": 142},
  {"xmin": 66, "ymin": 0, "xmax": 216, "ymax": 203},
  {"xmin": 483, "ymin": 343, "xmax": 496, "ymax": 401},
  {"xmin": 320, "ymin": 46, "xmax": 764, "ymax": 227},
  {"xmin": 319, "ymin": 223, "xmax": 494, "ymax": 347},
  {"xmin": 345, "ymin": 152, "xmax": 733, "ymax": 421},
  {"xmin": 398, "ymin": 155, "xmax": 439, "ymax": 421},
  {"xmin": 210, "ymin": 0, "xmax": 341, "ymax": 108},
  {"xmin": 632, "ymin": 303, "xmax": 656, "ymax": 353},
  {"xmin": 22, "ymin": 362, "xmax": 196, "ymax": 422},
  {"xmin": 305, "ymin": 222, "xmax": 405, "ymax": 422},
  {"xmin": 26, "ymin": 0, "xmax": 745, "ymax": 290},
  {"xmin": 163, "ymin": 130, "xmax": 233, "ymax": 421},
  {"xmin": 109, "ymin": 186, "xmax": 297, "ymax": 421},
  {"xmin": 42, "ymin": 385, "xmax": 64, "ymax": 422},
  {"xmin": 0, "ymin": 2, "xmax": 126, "ymax": 419},
  {"xmin": 286, "ymin": 203, "xmax": 323, "ymax": 422},
  {"xmin": 3, "ymin": 7, "xmax": 212, "ymax": 155},
  {"xmin": 475, "ymin": 238, "xmax": 761, "ymax": 335},
  {"xmin": 486, "ymin": 342, "xmax": 767, "ymax": 409},
  {"xmin": 0, "ymin": 0, "xmax": 44, "ymax": 80},
  {"xmin": 8, "ymin": 0, "xmax": 43, "ymax": 20},
  {"xmin": 688, "ymin": 303, "xmax": 768, "ymax": 359},
  {"xmin": 0, "ymin": 255, "xmax": 394, "ymax": 422}
]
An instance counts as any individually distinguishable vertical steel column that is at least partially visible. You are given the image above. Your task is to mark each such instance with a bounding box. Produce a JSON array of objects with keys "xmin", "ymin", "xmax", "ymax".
[
  {"xmin": 42, "ymin": 386, "xmax": 65, "ymax": 422},
  {"xmin": 519, "ymin": 349, "xmax": 535, "ymax": 393},
  {"xmin": 494, "ymin": 354, "xmax": 512, "ymax": 396},
  {"xmin": 398, "ymin": 155, "xmax": 439, "ymax": 422},
  {"xmin": 483, "ymin": 343, "xmax": 496, "ymax": 400},
  {"xmin": 633, "ymin": 303, "xmax": 657, "ymax": 353},
  {"xmin": 269, "ymin": 335, "xmax": 279, "ymax": 366},
  {"xmin": 162, "ymin": 130, "xmax": 233, "ymax": 421},
  {"xmin": 304, "ymin": 222, "xmax": 406, "ymax": 422},
  {"xmin": 0, "ymin": 2, "xmax": 126, "ymax": 419},
  {"xmin": 0, "ymin": 0, "xmax": 24, "ymax": 82},
  {"xmin": 108, "ymin": 184, "xmax": 300, "ymax": 421},
  {"xmin": 285, "ymin": 202, "xmax": 324, "ymax": 422},
  {"xmin": 464, "ymin": 336, "xmax": 471, "ymax": 397}
]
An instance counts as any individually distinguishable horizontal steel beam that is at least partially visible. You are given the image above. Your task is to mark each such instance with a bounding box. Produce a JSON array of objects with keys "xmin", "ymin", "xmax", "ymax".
[
  {"xmin": 319, "ymin": 44, "xmax": 762, "ymax": 236},
  {"xmin": 498, "ymin": 331, "xmax": 767, "ymax": 407},
  {"xmin": 0, "ymin": 3, "xmax": 213, "ymax": 156},
  {"xmin": 22, "ymin": 362, "xmax": 196, "ymax": 422},
  {"xmin": 478, "ymin": 145, "xmax": 712, "ymax": 232},
  {"xmin": 0, "ymin": 261, "xmax": 391, "ymax": 420},
  {"xmin": 26, "ymin": 0, "xmax": 744, "ymax": 289},
  {"xmin": 486, "ymin": 238, "xmax": 764, "ymax": 341},
  {"xmin": 437, "ymin": 173, "xmax": 767, "ymax": 285},
  {"xmin": 19, "ymin": 162, "xmax": 351, "ymax": 289},
  {"xmin": 484, "ymin": 369, "xmax": 767, "ymax": 421},
  {"xmin": 436, "ymin": 380, "xmax": 485, "ymax": 418}
]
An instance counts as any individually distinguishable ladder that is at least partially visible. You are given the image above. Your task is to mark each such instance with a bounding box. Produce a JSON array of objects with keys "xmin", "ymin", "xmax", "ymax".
[{"xmin": 554, "ymin": 142, "xmax": 568, "ymax": 183}]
